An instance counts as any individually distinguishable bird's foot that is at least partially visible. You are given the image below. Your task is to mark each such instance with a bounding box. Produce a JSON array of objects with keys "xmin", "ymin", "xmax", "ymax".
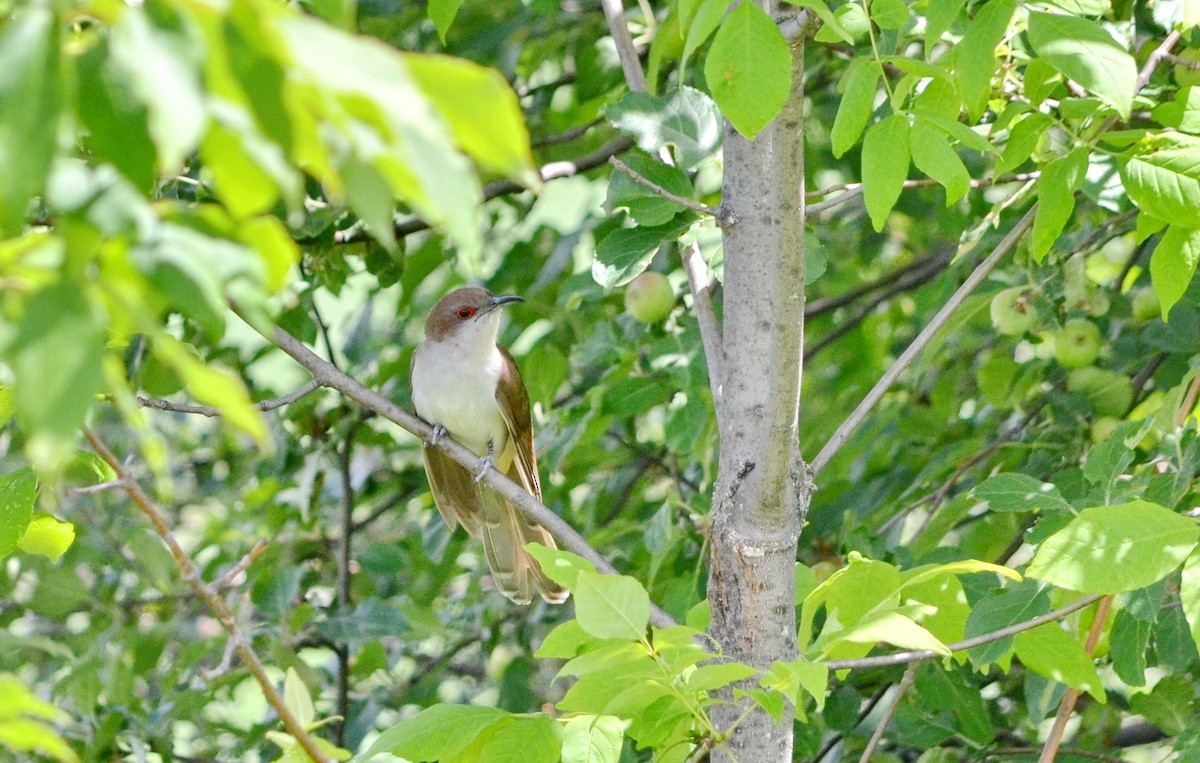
[
  {"xmin": 473, "ymin": 453, "xmax": 495, "ymax": 483},
  {"xmin": 426, "ymin": 425, "xmax": 448, "ymax": 448}
]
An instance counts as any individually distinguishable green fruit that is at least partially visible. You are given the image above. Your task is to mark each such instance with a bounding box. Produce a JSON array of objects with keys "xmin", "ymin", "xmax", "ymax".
[
  {"xmin": 1054, "ymin": 318, "xmax": 1102, "ymax": 368},
  {"xmin": 1090, "ymin": 416, "xmax": 1122, "ymax": 443},
  {"xmin": 1068, "ymin": 366, "xmax": 1134, "ymax": 417},
  {"xmin": 624, "ymin": 272, "xmax": 675, "ymax": 323},
  {"xmin": 1175, "ymin": 48, "xmax": 1200, "ymax": 88},
  {"xmin": 1131, "ymin": 287, "xmax": 1160, "ymax": 322},
  {"xmin": 989, "ymin": 287, "xmax": 1037, "ymax": 336}
]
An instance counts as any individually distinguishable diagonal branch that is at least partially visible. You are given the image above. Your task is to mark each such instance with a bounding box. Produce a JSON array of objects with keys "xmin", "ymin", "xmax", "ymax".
[
  {"xmin": 809, "ymin": 206, "xmax": 1037, "ymax": 477},
  {"xmin": 826, "ymin": 593, "xmax": 1103, "ymax": 671},
  {"xmin": 134, "ymin": 379, "xmax": 322, "ymax": 417},
  {"xmin": 238, "ymin": 313, "xmax": 678, "ymax": 629},
  {"xmin": 82, "ymin": 429, "xmax": 334, "ymax": 763}
]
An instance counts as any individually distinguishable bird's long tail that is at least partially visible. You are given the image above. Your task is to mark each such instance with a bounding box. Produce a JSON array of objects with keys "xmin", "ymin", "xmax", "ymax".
[{"xmin": 479, "ymin": 488, "xmax": 568, "ymax": 605}]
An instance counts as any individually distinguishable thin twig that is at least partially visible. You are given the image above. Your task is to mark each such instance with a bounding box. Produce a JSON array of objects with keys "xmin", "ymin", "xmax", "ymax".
[
  {"xmin": 805, "ymin": 173, "xmax": 1041, "ymax": 216},
  {"xmin": 682, "ymin": 244, "xmax": 724, "ymax": 403},
  {"xmin": 1037, "ymin": 595, "xmax": 1112, "ymax": 763},
  {"xmin": 530, "ymin": 117, "xmax": 604, "ymax": 148},
  {"xmin": 858, "ymin": 662, "xmax": 918, "ymax": 763},
  {"xmin": 810, "ymin": 206, "xmax": 1038, "ymax": 476},
  {"xmin": 235, "ymin": 311, "xmax": 678, "ymax": 629},
  {"xmin": 210, "ymin": 540, "xmax": 270, "ymax": 591},
  {"xmin": 599, "ymin": 0, "xmax": 649, "ymax": 92},
  {"xmin": 988, "ymin": 748, "xmax": 1121, "ymax": 763},
  {"xmin": 334, "ymin": 412, "xmax": 366, "ymax": 745},
  {"xmin": 805, "ymin": 253, "xmax": 948, "ymax": 317},
  {"xmin": 133, "ymin": 379, "xmax": 322, "ymax": 417},
  {"xmin": 1137, "ymin": 31, "xmax": 1183, "ymax": 92},
  {"xmin": 804, "ymin": 250, "xmax": 952, "ymax": 360},
  {"xmin": 610, "ymin": 157, "xmax": 723, "ymax": 219},
  {"xmin": 826, "ymin": 593, "xmax": 1103, "ymax": 671},
  {"xmin": 69, "ymin": 478, "xmax": 132, "ymax": 496},
  {"xmin": 82, "ymin": 428, "xmax": 334, "ymax": 763}
]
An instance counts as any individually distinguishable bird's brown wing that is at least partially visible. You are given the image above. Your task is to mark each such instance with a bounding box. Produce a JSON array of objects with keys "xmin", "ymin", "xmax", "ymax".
[
  {"xmin": 495, "ymin": 347, "xmax": 541, "ymax": 501},
  {"xmin": 493, "ymin": 347, "xmax": 567, "ymax": 603},
  {"xmin": 421, "ymin": 447, "xmax": 483, "ymax": 537}
]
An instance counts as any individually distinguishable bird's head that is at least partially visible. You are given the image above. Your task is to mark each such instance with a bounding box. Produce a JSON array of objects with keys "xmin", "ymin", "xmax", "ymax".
[{"xmin": 425, "ymin": 287, "xmax": 524, "ymax": 344}]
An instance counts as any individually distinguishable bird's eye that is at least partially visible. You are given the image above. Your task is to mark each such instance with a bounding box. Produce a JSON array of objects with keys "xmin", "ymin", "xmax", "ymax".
[{"xmin": 455, "ymin": 306, "xmax": 476, "ymax": 320}]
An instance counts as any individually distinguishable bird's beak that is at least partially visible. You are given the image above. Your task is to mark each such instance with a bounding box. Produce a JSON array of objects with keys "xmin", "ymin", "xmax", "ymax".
[{"xmin": 485, "ymin": 294, "xmax": 525, "ymax": 314}]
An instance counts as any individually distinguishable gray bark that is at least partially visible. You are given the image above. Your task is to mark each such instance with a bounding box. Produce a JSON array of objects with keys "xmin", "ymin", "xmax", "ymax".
[{"xmin": 707, "ymin": 25, "xmax": 808, "ymax": 763}]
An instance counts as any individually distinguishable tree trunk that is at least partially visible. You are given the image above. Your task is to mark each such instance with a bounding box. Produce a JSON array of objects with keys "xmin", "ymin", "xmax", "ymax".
[{"xmin": 707, "ymin": 22, "xmax": 809, "ymax": 763}]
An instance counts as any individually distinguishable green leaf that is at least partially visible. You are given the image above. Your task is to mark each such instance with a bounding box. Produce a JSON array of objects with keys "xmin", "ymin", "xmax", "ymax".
[
  {"xmin": 766, "ymin": 659, "xmax": 828, "ymax": 710},
  {"xmin": 972, "ymin": 473, "xmax": 1073, "ymax": 513},
  {"xmin": 6, "ymin": 283, "xmax": 106, "ymax": 461},
  {"xmin": 1121, "ymin": 134, "xmax": 1200, "ymax": 229},
  {"xmin": 1026, "ymin": 501, "xmax": 1200, "ymax": 594},
  {"xmin": 75, "ymin": 39, "xmax": 155, "ymax": 192},
  {"xmin": 964, "ymin": 583, "xmax": 1050, "ymax": 668},
  {"xmin": 1181, "ymin": 548, "xmax": 1200, "ymax": 655},
  {"xmin": 239, "ymin": 217, "xmax": 300, "ymax": 293},
  {"xmin": 899, "ymin": 559, "xmax": 1022, "ymax": 590},
  {"xmin": 283, "ymin": 668, "xmax": 315, "ymax": 729},
  {"xmin": 279, "ymin": 14, "xmax": 482, "ymax": 258},
  {"xmin": 404, "ymin": 54, "xmax": 539, "ymax": 189},
  {"xmin": 996, "ymin": 113, "xmax": 1053, "ymax": 176},
  {"xmin": 821, "ymin": 610, "xmax": 952, "ymax": 657},
  {"xmin": 606, "ymin": 154, "xmax": 697, "ymax": 226},
  {"xmin": 862, "ymin": 113, "xmax": 911, "ymax": 231},
  {"xmin": 427, "ymin": 0, "xmax": 465, "ymax": 42},
  {"xmin": 1014, "ymin": 622, "xmax": 1105, "ymax": 701},
  {"xmin": 1110, "ymin": 608, "xmax": 1151, "ymax": 686},
  {"xmin": 785, "ymin": 0, "xmax": 854, "ymax": 44},
  {"xmin": 606, "ymin": 87, "xmax": 722, "ymax": 171},
  {"xmin": 592, "ymin": 216, "xmax": 693, "ymax": 288},
  {"xmin": 16, "ymin": 516, "xmax": 74, "ymax": 563},
  {"xmin": 954, "ymin": 0, "xmax": 1016, "ymax": 119},
  {"xmin": 524, "ymin": 545, "xmax": 598, "ymax": 591},
  {"xmin": 560, "ymin": 715, "xmax": 623, "ymax": 763},
  {"xmin": 360, "ymin": 704, "xmax": 508, "ymax": 761},
  {"xmin": 686, "ymin": 662, "xmax": 759, "ymax": 693},
  {"xmin": 1027, "ymin": 12, "xmax": 1136, "ymax": 119},
  {"xmin": 475, "ymin": 715, "xmax": 563, "ymax": 763},
  {"xmin": 535, "ymin": 620, "xmax": 600, "ymax": 659},
  {"xmin": 870, "ymin": 0, "xmax": 909, "ymax": 29},
  {"xmin": 1150, "ymin": 225, "xmax": 1200, "ymax": 320},
  {"xmin": 0, "ymin": 470, "xmax": 36, "ymax": 559},
  {"xmin": 0, "ymin": 8, "xmax": 61, "ymax": 236},
  {"xmin": 831, "ymin": 58, "xmax": 882, "ymax": 158},
  {"xmin": 1032, "ymin": 147, "xmax": 1088, "ymax": 261},
  {"xmin": 926, "ymin": 0, "xmax": 967, "ymax": 50},
  {"xmin": 910, "ymin": 120, "xmax": 971, "ymax": 204},
  {"xmin": 201, "ymin": 100, "xmax": 299, "ymax": 219},
  {"xmin": 111, "ymin": 7, "xmax": 207, "ymax": 173},
  {"xmin": 151, "ymin": 335, "xmax": 268, "ymax": 443},
  {"xmin": 683, "ymin": 0, "xmax": 727, "ymax": 61},
  {"xmin": 704, "ymin": 1, "xmax": 792, "ymax": 140},
  {"xmin": 574, "ymin": 570, "xmax": 651, "ymax": 640}
]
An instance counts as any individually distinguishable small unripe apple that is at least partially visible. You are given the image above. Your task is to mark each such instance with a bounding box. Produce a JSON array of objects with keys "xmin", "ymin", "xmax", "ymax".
[
  {"xmin": 1130, "ymin": 287, "xmax": 1160, "ymax": 322},
  {"xmin": 1090, "ymin": 416, "xmax": 1122, "ymax": 443},
  {"xmin": 990, "ymin": 287, "xmax": 1037, "ymax": 336},
  {"xmin": 624, "ymin": 272, "xmax": 675, "ymax": 323},
  {"xmin": 1055, "ymin": 318, "xmax": 1102, "ymax": 368},
  {"xmin": 1175, "ymin": 48, "xmax": 1200, "ymax": 88},
  {"xmin": 1068, "ymin": 367, "xmax": 1133, "ymax": 417}
]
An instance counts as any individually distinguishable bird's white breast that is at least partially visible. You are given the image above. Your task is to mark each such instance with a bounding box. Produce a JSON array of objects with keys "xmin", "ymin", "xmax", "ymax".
[{"xmin": 412, "ymin": 337, "xmax": 509, "ymax": 456}]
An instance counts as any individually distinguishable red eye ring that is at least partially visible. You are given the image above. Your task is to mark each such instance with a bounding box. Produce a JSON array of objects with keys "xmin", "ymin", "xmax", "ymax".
[{"xmin": 455, "ymin": 306, "xmax": 476, "ymax": 320}]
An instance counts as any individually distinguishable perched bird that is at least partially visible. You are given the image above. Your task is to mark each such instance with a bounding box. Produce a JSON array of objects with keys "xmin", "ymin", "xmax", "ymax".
[{"xmin": 410, "ymin": 287, "xmax": 567, "ymax": 604}]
